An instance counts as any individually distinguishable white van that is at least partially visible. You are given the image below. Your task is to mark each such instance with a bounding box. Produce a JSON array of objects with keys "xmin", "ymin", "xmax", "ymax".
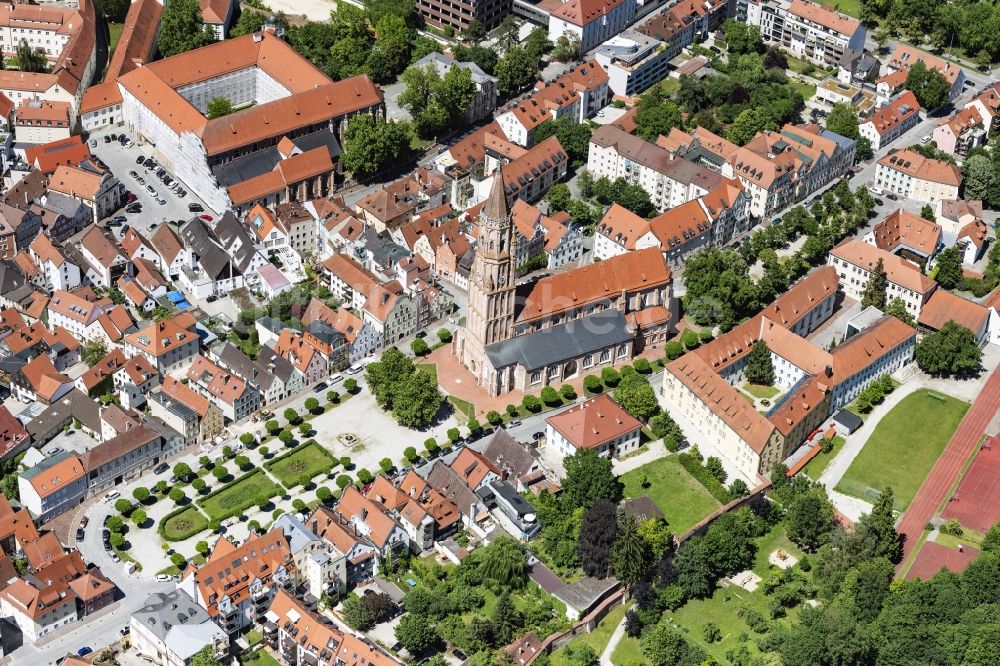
[{"xmin": 103, "ymin": 490, "xmax": 120, "ymax": 503}]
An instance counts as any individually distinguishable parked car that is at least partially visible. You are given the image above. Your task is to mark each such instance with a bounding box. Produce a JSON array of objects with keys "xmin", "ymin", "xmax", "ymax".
[
  {"xmin": 155, "ymin": 574, "xmax": 172, "ymax": 582},
  {"xmin": 102, "ymin": 490, "xmax": 120, "ymax": 503},
  {"xmin": 313, "ymin": 382, "xmax": 328, "ymax": 393},
  {"xmin": 154, "ymin": 462, "xmax": 169, "ymax": 474},
  {"xmin": 76, "ymin": 528, "xmax": 85, "ymax": 542},
  {"xmin": 103, "ymin": 135, "xmax": 111, "ymax": 144},
  {"xmin": 112, "ymin": 215, "xmax": 127, "ymax": 224},
  {"xmin": 110, "ymin": 552, "xmax": 120, "ymax": 563},
  {"xmin": 508, "ymin": 420, "xmax": 522, "ymax": 428},
  {"xmin": 206, "ymin": 294, "xmax": 217, "ymax": 303},
  {"xmin": 136, "ymin": 156, "xmax": 145, "ymax": 165},
  {"xmin": 199, "ymin": 214, "xmax": 213, "ymax": 222},
  {"xmin": 78, "ymin": 647, "xmax": 93, "ymax": 657},
  {"xmin": 80, "ymin": 515, "xmax": 89, "ymax": 528},
  {"xmin": 188, "ymin": 202, "xmax": 204, "ymax": 212},
  {"xmin": 120, "ymin": 626, "xmax": 130, "ymax": 636}
]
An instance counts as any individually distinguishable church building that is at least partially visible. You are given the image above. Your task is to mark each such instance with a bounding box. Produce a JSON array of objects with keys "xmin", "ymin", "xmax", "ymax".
[{"xmin": 453, "ymin": 169, "xmax": 677, "ymax": 396}]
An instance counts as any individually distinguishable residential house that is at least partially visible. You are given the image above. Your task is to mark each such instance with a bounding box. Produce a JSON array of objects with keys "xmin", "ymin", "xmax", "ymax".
[
  {"xmin": 130, "ymin": 589, "xmax": 228, "ymax": 666},
  {"xmin": 859, "ymin": 91, "xmax": 921, "ymax": 151},
  {"xmin": 741, "ymin": 0, "xmax": 866, "ymax": 68},
  {"xmin": 413, "ymin": 52, "xmax": 498, "ymax": 123},
  {"xmin": 155, "ymin": 375, "xmax": 224, "ymax": 443},
  {"xmin": 29, "ymin": 234, "xmax": 80, "ymax": 291},
  {"xmin": 76, "ymin": 225, "xmax": 126, "ymax": 287},
  {"xmin": 178, "ymin": 530, "xmax": 295, "ymax": 637},
  {"xmin": 543, "ymin": 0, "xmax": 638, "ymax": 55},
  {"xmin": 11, "ymin": 354, "xmax": 73, "ymax": 405},
  {"xmin": 545, "ymin": 393, "xmax": 642, "ymax": 458},
  {"xmin": 81, "ymin": 423, "xmax": 183, "ymax": 491},
  {"xmin": 302, "ymin": 298, "xmax": 380, "ymax": 363},
  {"xmin": 186, "ymin": 354, "xmax": 261, "ymax": 422},
  {"xmin": 273, "ymin": 514, "xmax": 346, "ymax": 597},
  {"xmin": 47, "ymin": 164, "xmax": 120, "ymax": 222},
  {"xmin": 875, "ymin": 149, "xmax": 963, "ymax": 204},
  {"xmin": 829, "ymin": 238, "xmax": 937, "ymax": 317},
  {"xmin": 272, "ymin": 330, "xmax": 327, "ymax": 386},
  {"xmin": 933, "ymin": 106, "xmax": 987, "ymax": 158},
  {"xmin": 884, "ymin": 43, "xmax": 965, "ymax": 104},
  {"xmin": 17, "ymin": 451, "xmax": 86, "ymax": 522},
  {"xmin": 308, "ymin": 506, "xmax": 380, "ymax": 585},
  {"xmin": 123, "ymin": 316, "xmax": 200, "ymax": 374}
]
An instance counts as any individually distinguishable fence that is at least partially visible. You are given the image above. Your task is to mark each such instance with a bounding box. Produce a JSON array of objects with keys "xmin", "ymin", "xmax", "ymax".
[{"xmin": 515, "ymin": 587, "xmax": 627, "ymax": 664}]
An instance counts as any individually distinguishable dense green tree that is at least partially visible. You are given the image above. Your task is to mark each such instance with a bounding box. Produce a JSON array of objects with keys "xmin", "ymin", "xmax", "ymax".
[
  {"xmin": 13, "ymin": 39, "xmax": 47, "ymax": 72},
  {"xmin": 683, "ymin": 246, "xmax": 760, "ymax": 328},
  {"xmin": 640, "ymin": 622, "xmax": 706, "ymax": 666},
  {"xmin": 723, "ymin": 19, "xmax": 763, "ymax": 54},
  {"xmin": 81, "ymin": 339, "xmax": 108, "ymax": 366},
  {"xmin": 884, "ymin": 298, "xmax": 915, "ymax": 326},
  {"xmin": 341, "ymin": 115, "xmax": 411, "ymax": 178},
  {"xmin": 451, "ymin": 44, "xmax": 497, "ymax": 75},
  {"xmin": 864, "ymin": 487, "xmax": 902, "ymax": 564},
  {"xmin": 726, "ymin": 107, "xmax": 775, "ymax": 146},
  {"xmin": 745, "ymin": 340, "xmax": 774, "ymax": 386},
  {"xmin": 392, "ymin": 369, "xmax": 443, "ymax": 428},
  {"xmin": 934, "ymin": 247, "xmax": 964, "ymax": 289},
  {"xmin": 490, "ymin": 593, "xmax": 522, "ymax": 645},
  {"xmin": 611, "ymin": 514, "xmax": 650, "ymax": 586},
  {"xmin": 860, "ymin": 258, "xmax": 888, "ymax": 310},
  {"xmin": 634, "ymin": 98, "xmax": 684, "ymax": 143},
  {"xmin": 157, "ymin": 0, "xmax": 212, "ymax": 57},
  {"xmin": 398, "ymin": 63, "xmax": 476, "ymax": 139},
  {"xmin": 533, "ymin": 118, "xmax": 593, "ymax": 166},
  {"xmin": 787, "ymin": 487, "xmax": 836, "ymax": 552},
  {"xmin": 825, "ymin": 103, "xmax": 861, "ymax": 140},
  {"xmin": 613, "ymin": 374, "xmax": 659, "ymax": 421},
  {"xmin": 561, "ymin": 449, "xmax": 623, "ymax": 511},
  {"xmin": 95, "ymin": 0, "xmax": 131, "ymax": 21},
  {"xmin": 495, "ymin": 46, "xmax": 538, "ymax": 95},
  {"xmin": 963, "ymin": 154, "xmax": 995, "ymax": 200},
  {"xmin": 905, "ymin": 61, "xmax": 951, "ymax": 110},
  {"xmin": 916, "ymin": 320, "xmax": 983, "ymax": 376},
  {"xmin": 395, "ymin": 614, "xmax": 440, "ymax": 655},
  {"xmin": 206, "ymin": 97, "xmax": 234, "ymax": 119}
]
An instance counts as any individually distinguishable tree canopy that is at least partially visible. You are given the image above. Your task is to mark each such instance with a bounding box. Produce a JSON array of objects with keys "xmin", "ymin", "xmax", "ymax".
[
  {"xmin": 399, "ymin": 63, "xmax": 476, "ymax": 139},
  {"xmin": 860, "ymin": 258, "xmax": 888, "ymax": 310},
  {"xmin": 916, "ymin": 320, "xmax": 983, "ymax": 376},
  {"xmin": 341, "ymin": 115, "xmax": 412, "ymax": 179},
  {"xmin": 561, "ymin": 449, "xmax": 623, "ymax": 511},
  {"xmin": 934, "ymin": 247, "xmax": 964, "ymax": 289},
  {"xmin": 157, "ymin": 0, "xmax": 212, "ymax": 57},
  {"xmin": 745, "ymin": 340, "xmax": 774, "ymax": 386},
  {"xmin": 905, "ymin": 61, "xmax": 951, "ymax": 110}
]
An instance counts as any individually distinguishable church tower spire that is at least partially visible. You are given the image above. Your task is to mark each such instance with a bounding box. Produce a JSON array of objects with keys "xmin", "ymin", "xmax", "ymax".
[{"xmin": 465, "ymin": 169, "xmax": 517, "ymax": 351}]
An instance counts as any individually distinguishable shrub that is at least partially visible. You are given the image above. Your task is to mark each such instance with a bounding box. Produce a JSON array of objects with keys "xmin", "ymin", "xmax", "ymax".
[
  {"xmin": 327, "ymin": 390, "xmax": 340, "ymax": 403},
  {"xmin": 633, "ymin": 358, "xmax": 651, "ymax": 374},
  {"xmin": 677, "ymin": 453, "xmax": 731, "ymax": 503},
  {"xmin": 340, "ymin": 457, "xmax": 353, "ymax": 469},
  {"xmin": 699, "ymin": 329, "xmax": 714, "ymax": 343},
  {"xmin": 584, "ymin": 375, "xmax": 602, "ymax": 393},
  {"xmin": 601, "ymin": 367, "xmax": 620, "ymax": 387},
  {"xmin": 272, "ymin": 509, "xmax": 284, "ymax": 520},
  {"xmin": 941, "ymin": 518, "xmax": 964, "ymax": 536},
  {"xmin": 115, "ymin": 499, "xmax": 133, "ymax": 515},
  {"xmin": 486, "ymin": 410, "xmax": 502, "ymax": 425},
  {"xmin": 357, "ymin": 468, "xmax": 374, "ymax": 484},
  {"xmin": 248, "ymin": 520, "xmax": 261, "ymax": 533},
  {"xmin": 299, "ymin": 473, "xmax": 311, "ymax": 488},
  {"xmin": 411, "ymin": 338, "xmax": 430, "ymax": 356},
  {"xmin": 703, "ymin": 623, "xmax": 721, "ymax": 643},
  {"xmin": 447, "ymin": 428, "xmax": 460, "ymax": 442},
  {"xmin": 682, "ymin": 329, "xmax": 700, "ymax": 349},
  {"xmin": 560, "ymin": 383, "xmax": 577, "ymax": 400},
  {"xmin": 522, "ymin": 395, "xmax": 542, "ymax": 412},
  {"xmin": 240, "ymin": 433, "xmax": 255, "ymax": 446},
  {"xmin": 705, "ymin": 457, "xmax": 727, "ymax": 484},
  {"xmin": 344, "ymin": 378, "xmax": 358, "ymax": 392},
  {"xmin": 336, "ymin": 475, "xmax": 352, "ymax": 489},
  {"xmin": 437, "ymin": 328, "xmax": 452, "ymax": 343},
  {"xmin": 541, "ymin": 386, "xmax": 560, "ymax": 405},
  {"xmin": 404, "ymin": 446, "xmax": 418, "ymax": 462},
  {"xmin": 665, "ymin": 341, "xmax": 685, "ymax": 360},
  {"xmin": 737, "ymin": 604, "xmax": 769, "ymax": 633},
  {"xmin": 505, "ymin": 404, "xmax": 518, "ymax": 416}
]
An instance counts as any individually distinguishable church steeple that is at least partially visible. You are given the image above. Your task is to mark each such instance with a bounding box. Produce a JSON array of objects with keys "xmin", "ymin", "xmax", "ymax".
[{"xmin": 464, "ymin": 168, "xmax": 517, "ymax": 351}]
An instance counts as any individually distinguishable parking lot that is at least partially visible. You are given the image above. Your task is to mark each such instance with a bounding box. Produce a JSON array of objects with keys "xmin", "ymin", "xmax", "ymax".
[{"xmin": 87, "ymin": 127, "xmax": 212, "ymax": 240}]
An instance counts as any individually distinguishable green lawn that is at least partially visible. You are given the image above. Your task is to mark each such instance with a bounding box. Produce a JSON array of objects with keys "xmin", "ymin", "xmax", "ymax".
[
  {"xmin": 242, "ymin": 650, "xmax": 281, "ymax": 666},
  {"xmin": 551, "ymin": 604, "xmax": 628, "ymax": 665},
  {"xmin": 621, "ymin": 457, "xmax": 721, "ymax": 534},
  {"xmin": 669, "ymin": 526, "xmax": 808, "ymax": 663},
  {"xmin": 829, "ymin": 0, "xmax": 861, "ymax": 17},
  {"xmin": 160, "ymin": 506, "xmax": 209, "ymax": 541},
  {"xmin": 611, "ymin": 635, "xmax": 648, "ymax": 665},
  {"xmin": 447, "ymin": 395, "xmax": 476, "ymax": 423},
  {"xmin": 744, "ymin": 384, "xmax": 779, "ymax": 399},
  {"xmin": 800, "ymin": 435, "xmax": 846, "ymax": 481},
  {"xmin": 836, "ymin": 390, "xmax": 970, "ymax": 510},
  {"xmin": 109, "ymin": 22, "xmax": 124, "ymax": 52},
  {"xmin": 265, "ymin": 442, "xmax": 336, "ymax": 488},
  {"xmin": 198, "ymin": 469, "xmax": 283, "ymax": 520},
  {"xmin": 788, "ymin": 81, "xmax": 817, "ymax": 100},
  {"xmin": 416, "ymin": 362, "xmax": 438, "ymax": 384}
]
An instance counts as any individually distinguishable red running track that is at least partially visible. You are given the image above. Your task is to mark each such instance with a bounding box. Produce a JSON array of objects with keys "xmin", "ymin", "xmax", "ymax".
[{"xmin": 896, "ymin": 367, "xmax": 1000, "ymax": 571}]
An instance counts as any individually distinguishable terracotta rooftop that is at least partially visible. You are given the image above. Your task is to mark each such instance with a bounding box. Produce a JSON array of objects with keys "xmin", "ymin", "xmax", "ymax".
[
  {"xmin": 832, "ymin": 238, "xmax": 936, "ymax": 294},
  {"xmin": 546, "ymin": 393, "xmax": 642, "ymax": 450},
  {"xmin": 917, "ymin": 289, "xmax": 989, "ymax": 334},
  {"xmin": 124, "ymin": 316, "xmax": 195, "ymax": 358},
  {"xmin": 869, "ymin": 209, "xmax": 941, "ymax": 257},
  {"xmin": 864, "ymin": 91, "xmax": 920, "ymax": 137},
  {"xmin": 788, "ymin": 0, "xmax": 860, "ymax": 36}
]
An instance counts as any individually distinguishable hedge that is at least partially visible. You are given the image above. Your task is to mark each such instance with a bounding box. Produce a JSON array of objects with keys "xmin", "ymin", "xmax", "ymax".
[
  {"xmin": 196, "ymin": 468, "xmax": 282, "ymax": 522},
  {"xmin": 159, "ymin": 505, "xmax": 210, "ymax": 542},
  {"xmin": 678, "ymin": 452, "xmax": 732, "ymax": 503}
]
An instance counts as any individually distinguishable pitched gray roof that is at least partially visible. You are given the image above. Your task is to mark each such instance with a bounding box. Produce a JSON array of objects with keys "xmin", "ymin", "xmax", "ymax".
[
  {"xmin": 133, "ymin": 589, "xmax": 213, "ymax": 642},
  {"xmin": 180, "ymin": 217, "xmax": 232, "ymax": 281},
  {"xmin": 480, "ymin": 428, "xmax": 538, "ymax": 479},
  {"xmin": 274, "ymin": 513, "xmax": 321, "ymax": 555},
  {"xmin": 485, "ymin": 309, "xmax": 633, "ymax": 372}
]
